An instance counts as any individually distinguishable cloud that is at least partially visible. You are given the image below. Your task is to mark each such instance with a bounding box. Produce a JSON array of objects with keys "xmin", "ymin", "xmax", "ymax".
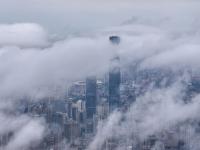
[
  {"xmin": 0, "ymin": 23, "xmax": 115, "ymax": 150},
  {"xmin": 0, "ymin": 0, "xmax": 198, "ymax": 103},
  {"xmin": 89, "ymin": 81, "xmax": 200, "ymax": 149},
  {"xmin": 0, "ymin": 1, "xmax": 199, "ymax": 149},
  {"xmin": 5, "ymin": 119, "xmax": 45, "ymax": 150},
  {"xmin": 88, "ymin": 111, "xmax": 122, "ymax": 150},
  {"xmin": 0, "ymin": 113, "xmax": 30, "ymax": 136},
  {"xmin": 0, "ymin": 110, "xmax": 45, "ymax": 150},
  {"xmin": 0, "ymin": 23, "xmax": 49, "ymax": 48},
  {"xmin": 0, "ymin": 32, "xmax": 115, "ymax": 99},
  {"xmin": 140, "ymin": 44, "xmax": 200, "ymax": 70}
]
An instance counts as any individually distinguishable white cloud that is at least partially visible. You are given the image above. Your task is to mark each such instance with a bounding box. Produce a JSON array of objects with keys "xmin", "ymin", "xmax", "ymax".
[
  {"xmin": 0, "ymin": 33, "xmax": 114, "ymax": 99},
  {"xmin": 5, "ymin": 119, "xmax": 45, "ymax": 150},
  {"xmin": 0, "ymin": 23, "xmax": 49, "ymax": 48},
  {"xmin": 0, "ymin": 1, "xmax": 199, "ymax": 149},
  {"xmin": 89, "ymin": 81, "xmax": 200, "ymax": 149}
]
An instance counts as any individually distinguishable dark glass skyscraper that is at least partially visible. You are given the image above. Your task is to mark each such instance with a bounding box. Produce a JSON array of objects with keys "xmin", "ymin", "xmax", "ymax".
[
  {"xmin": 109, "ymin": 36, "xmax": 121, "ymax": 111},
  {"xmin": 109, "ymin": 57, "xmax": 121, "ymax": 111},
  {"xmin": 86, "ymin": 76, "xmax": 97, "ymax": 118}
]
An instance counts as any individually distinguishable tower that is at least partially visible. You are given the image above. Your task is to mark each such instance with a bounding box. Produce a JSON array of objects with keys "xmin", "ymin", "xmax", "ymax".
[
  {"xmin": 86, "ymin": 76, "xmax": 97, "ymax": 118},
  {"xmin": 109, "ymin": 36, "xmax": 121, "ymax": 112}
]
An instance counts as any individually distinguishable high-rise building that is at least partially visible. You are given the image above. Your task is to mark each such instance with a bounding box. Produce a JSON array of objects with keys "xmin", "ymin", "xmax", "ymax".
[
  {"xmin": 86, "ymin": 76, "xmax": 97, "ymax": 118},
  {"xmin": 72, "ymin": 105, "xmax": 79, "ymax": 121},
  {"xmin": 64, "ymin": 120, "xmax": 80, "ymax": 142},
  {"xmin": 109, "ymin": 36, "xmax": 121, "ymax": 111}
]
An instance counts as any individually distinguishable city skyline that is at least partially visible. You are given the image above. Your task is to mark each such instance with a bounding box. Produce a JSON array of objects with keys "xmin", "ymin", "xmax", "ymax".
[{"xmin": 0, "ymin": 0, "xmax": 200, "ymax": 150}]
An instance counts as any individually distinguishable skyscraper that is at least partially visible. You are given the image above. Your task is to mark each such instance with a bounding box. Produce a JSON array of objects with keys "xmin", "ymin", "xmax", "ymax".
[
  {"xmin": 86, "ymin": 76, "xmax": 97, "ymax": 118},
  {"xmin": 109, "ymin": 36, "xmax": 121, "ymax": 111}
]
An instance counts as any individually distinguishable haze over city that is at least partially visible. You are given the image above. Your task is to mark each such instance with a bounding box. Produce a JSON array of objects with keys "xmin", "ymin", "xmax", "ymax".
[{"xmin": 0, "ymin": 0, "xmax": 200, "ymax": 150}]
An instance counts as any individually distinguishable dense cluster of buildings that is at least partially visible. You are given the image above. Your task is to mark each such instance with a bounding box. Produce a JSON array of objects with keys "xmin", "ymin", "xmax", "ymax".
[{"xmin": 0, "ymin": 36, "xmax": 200, "ymax": 150}]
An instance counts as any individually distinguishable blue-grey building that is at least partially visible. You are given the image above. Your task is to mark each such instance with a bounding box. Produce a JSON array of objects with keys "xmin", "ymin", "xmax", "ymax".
[
  {"xmin": 86, "ymin": 76, "xmax": 97, "ymax": 118},
  {"xmin": 109, "ymin": 36, "xmax": 121, "ymax": 111}
]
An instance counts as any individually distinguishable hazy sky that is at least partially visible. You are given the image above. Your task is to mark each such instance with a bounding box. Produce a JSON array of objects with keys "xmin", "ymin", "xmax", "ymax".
[{"xmin": 0, "ymin": 0, "xmax": 199, "ymax": 36}]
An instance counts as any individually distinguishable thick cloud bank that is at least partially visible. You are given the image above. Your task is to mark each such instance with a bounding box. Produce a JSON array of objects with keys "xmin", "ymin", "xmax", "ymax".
[{"xmin": 0, "ymin": 34, "xmax": 114, "ymax": 99}]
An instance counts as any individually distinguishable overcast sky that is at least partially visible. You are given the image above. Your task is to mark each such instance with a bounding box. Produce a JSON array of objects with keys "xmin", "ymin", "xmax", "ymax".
[{"xmin": 0, "ymin": 0, "xmax": 199, "ymax": 36}]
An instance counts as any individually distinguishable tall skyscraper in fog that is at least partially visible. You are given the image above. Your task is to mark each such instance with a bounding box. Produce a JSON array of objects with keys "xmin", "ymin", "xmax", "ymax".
[
  {"xmin": 86, "ymin": 76, "xmax": 97, "ymax": 118},
  {"xmin": 109, "ymin": 36, "xmax": 121, "ymax": 111}
]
